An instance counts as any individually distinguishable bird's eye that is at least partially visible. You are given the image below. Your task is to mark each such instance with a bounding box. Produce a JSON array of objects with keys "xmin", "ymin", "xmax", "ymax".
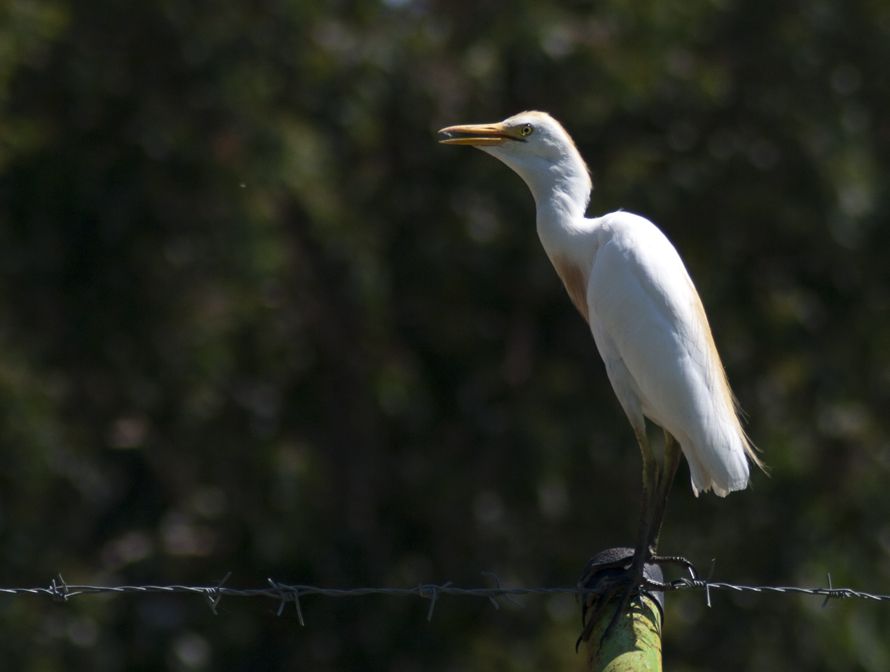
[{"xmin": 519, "ymin": 124, "xmax": 534, "ymax": 137}]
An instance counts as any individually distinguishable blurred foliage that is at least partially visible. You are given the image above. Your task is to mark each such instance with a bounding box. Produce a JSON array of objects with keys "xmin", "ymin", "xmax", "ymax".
[{"xmin": 0, "ymin": 0, "xmax": 889, "ymax": 669}]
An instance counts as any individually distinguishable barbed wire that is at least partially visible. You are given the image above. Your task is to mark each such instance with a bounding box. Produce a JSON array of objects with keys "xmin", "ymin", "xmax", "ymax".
[{"xmin": 1, "ymin": 570, "xmax": 888, "ymax": 623}]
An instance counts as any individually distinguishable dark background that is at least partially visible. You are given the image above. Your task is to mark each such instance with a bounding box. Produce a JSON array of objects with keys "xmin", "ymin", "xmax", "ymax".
[{"xmin": 1, "ymin": 1, "xmax": 889, "ymax": 669}]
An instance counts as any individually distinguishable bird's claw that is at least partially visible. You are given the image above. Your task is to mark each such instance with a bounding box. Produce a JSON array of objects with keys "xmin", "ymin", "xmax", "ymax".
[
  {"xmin": 575, "ymin": 549, "xmax": 699, "ymax": 652},
  {"xmin": 576, "ymin": 547, "xmax": 649, "ymax": 651},
  {"xmin": 649, "ymin": 553, "xmax": 701, "ymax": 581}
]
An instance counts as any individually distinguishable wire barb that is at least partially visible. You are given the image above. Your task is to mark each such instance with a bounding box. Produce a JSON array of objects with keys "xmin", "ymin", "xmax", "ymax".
[
  {"xmin": 206, "ymin": 572, "xmax": 231, "ymax": 616},
  {"xmin": 293, "ymin": 587, "xmax": 305, "ymax": 626},
  {"xmin": 422, "ymin": 584, "xmax": 441, "ymax": 622},
  {"xmin": 267, "ymin": 579, "xmax": 305, "ymax": 626},
  {"xmin": 49, "ymin": 574, "xmax": 72, "ymax": 603},
  {"xmin": 822, "ymin": 573, "xmax": 833, "ymax": 609},
  {"xmin": 704, "ymin": 558, "xmax": 716, "ymax": 607}
]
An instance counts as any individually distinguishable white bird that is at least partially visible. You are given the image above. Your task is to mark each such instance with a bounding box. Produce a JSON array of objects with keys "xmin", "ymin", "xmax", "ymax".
[{"xmin": 438, "ymin": 111, "xmax": 763, "ymax": 609}]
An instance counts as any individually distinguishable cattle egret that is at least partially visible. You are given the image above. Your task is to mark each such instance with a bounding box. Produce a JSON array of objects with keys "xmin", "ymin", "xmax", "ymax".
[{"xmin": 438, "ymin": 111, "xmax": 763, "ymax": 622}]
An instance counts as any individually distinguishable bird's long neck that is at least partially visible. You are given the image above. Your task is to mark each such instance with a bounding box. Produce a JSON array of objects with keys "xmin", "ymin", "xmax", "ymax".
[
  {"xmin": 511, "ymin": 153, "xmax": 597, "ymax": 320},
  {"xmin": 505, "ymin": 150, "xmax": 593, "ymax": 252},
  {"xmin": 530, "ymin": 167, "xmax": 591, "ymax": 232}
]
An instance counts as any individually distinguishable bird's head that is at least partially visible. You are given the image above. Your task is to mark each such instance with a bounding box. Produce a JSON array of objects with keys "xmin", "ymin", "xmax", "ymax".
[{"xmin": 438, "ymin": 111, "xmax": 592, "ymax": 213}]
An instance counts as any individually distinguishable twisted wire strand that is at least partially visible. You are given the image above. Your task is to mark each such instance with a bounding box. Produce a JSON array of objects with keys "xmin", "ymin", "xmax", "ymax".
[{"xmin": 1, "ymin": 573, "xmax": 888, "ymax": 623}]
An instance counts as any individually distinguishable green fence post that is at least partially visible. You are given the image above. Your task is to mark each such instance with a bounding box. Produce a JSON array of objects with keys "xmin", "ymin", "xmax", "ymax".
[{"xmin": 579, "ymin": 548, "xmax": 664, "ymax": 672}]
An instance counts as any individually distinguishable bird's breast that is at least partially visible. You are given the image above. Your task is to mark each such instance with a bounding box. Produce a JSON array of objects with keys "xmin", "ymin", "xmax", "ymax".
[{"xmin": 551, "ymin": 256, "xmax": 589, "ymax": 322}]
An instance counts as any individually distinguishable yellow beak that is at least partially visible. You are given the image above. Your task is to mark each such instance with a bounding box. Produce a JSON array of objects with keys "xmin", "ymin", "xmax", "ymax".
[{"xmin": 437, "ymin": 122, "xmax": 522, "ymax": 146}]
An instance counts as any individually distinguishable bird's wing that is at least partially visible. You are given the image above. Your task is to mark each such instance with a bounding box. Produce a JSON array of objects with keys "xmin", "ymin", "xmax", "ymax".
[{"xmin": 586, "ymin": 213, "xmax": 755, "ymax": 495}]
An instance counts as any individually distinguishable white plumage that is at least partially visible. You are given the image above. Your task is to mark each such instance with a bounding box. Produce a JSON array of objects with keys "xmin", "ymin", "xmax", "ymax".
[
  {"xmin": 585, "ymin": 210, "xmax": 752, "ymax": 496},
  {"xmin": 439, "ymin": 111, "xmax": 762, "ymax": 567}
]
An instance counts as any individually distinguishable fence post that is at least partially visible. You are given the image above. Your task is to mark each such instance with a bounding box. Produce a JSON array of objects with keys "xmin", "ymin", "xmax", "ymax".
[{"xmin": 579, "ymin": 548, "xmax": 664, "ymax": 672}]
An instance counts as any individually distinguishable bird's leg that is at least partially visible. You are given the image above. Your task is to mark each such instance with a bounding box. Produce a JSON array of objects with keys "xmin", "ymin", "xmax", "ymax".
[
  {"xmin": 594, "ymin": 430, "xmax": 659, "ymax": 640},
  {"xmin": 578, "ymin": 431, "xmax": 684, "ymax": 648},
  {"xmin": 629, "ymin": 429, "xmax": 659, "ymax": 579},
  {"xmin": 648, "ymin": 430, "xmax": 682, "ymax": 552}
]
